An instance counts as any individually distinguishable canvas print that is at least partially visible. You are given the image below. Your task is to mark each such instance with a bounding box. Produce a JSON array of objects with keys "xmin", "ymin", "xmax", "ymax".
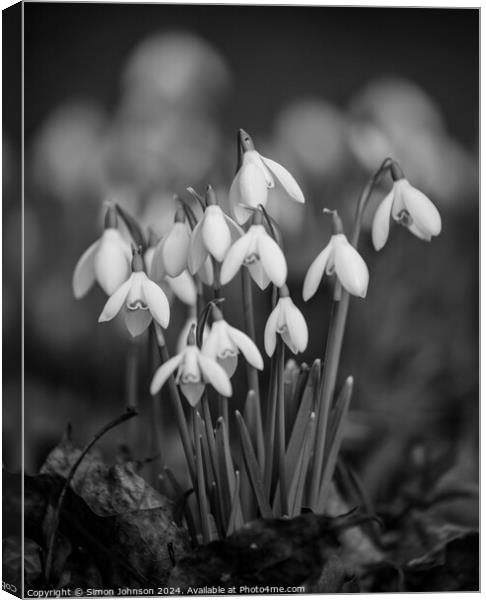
[{"xmin": 2, "ymin": 3, "xmax": 479, "ymax": 596}]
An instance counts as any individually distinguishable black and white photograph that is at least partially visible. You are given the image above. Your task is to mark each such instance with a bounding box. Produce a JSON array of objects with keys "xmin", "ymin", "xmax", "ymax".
[{"xmin": 2, "ymin": 2, "xmax": 480, "ymax": 596}]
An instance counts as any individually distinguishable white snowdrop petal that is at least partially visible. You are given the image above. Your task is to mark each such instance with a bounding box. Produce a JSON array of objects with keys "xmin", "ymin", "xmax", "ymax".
[
  {"xmin": 228, "ymin": 327, "xmax": 264, "ymax": 370},
  {"xmin": 162, "ymin": 223, "xmax": 191, "ymax": 277},
  {"xmin": 142, "ymin": 276, "xmax": 171, "ymax": 328},
  {"xmin": 247, "ymin": 261, "xmax": 271, "ymax": 290},
  {"xmin": 284, "ymin": 301, "xmax": 309, "ymax": 353},
  {"xmin": 257, "ymin": 232, "xmax": 287, "ymax": 287},
  {"xmin": 95, "ymin": 235, "xmax": 131, "ymax": 296},
  {"xmin": 188, "ymin": 220, "xmax": 208, "ymax": 274},
  {"xmin": 302, "ymin": 242, "xmax": 333, "ymax": 301},
  {"xmin": 201, "ymin": 326, "xmax": 220, "ymax": 360},
  {"xmin": 150, "ymin": 354, "xmax": 183, "ymax": 395},
  {"xmin": 334, "ymin": 239, "xmax": 369, "ymax": 298},
  {"xmin": 264, "ymin": 304, "xmax": 280, "ymax": 357},
  {"xmin": 371, "ymin": 189, "xmax": 395, "ymax": 251},
  {"xmin": 260, "ymin": 156, "xmax": 305, "ymax": 203},
  {"xmin": 220, "ymin": 233, "xmax": 253, "ymax": 285},
  {"xmin": 166, "ymin": 270, "xmax": 197, "ymax": 306},
  {"xmin": 73, "ymin": 240, "xmax": 99, "ymax": 298},
  {"xmin": 198, "ymin": 353, "xmax": 233, "ymax": 397},
  {"xmin": 238, "ymin": 161, "xmax": 269, "ymax": 209},
  {"xmin": 98, "ymin": 276, "xmax": 133, "ymax": 322},
  {"xmin": 202, "ymin": 206, "xmax": 232, "ymax": 262},
  {"xmin": 400, "ymin": 181, "xmax": 442, "ymax": 237}
]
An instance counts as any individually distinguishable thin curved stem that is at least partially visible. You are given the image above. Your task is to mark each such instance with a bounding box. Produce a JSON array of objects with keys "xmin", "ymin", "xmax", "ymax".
[{"xmin": 309, "ymin": 158, "xmax": 393, "ymax": 510}]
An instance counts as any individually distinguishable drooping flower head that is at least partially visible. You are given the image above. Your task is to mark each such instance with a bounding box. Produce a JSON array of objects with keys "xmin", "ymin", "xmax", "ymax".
[
  {"xmin": 371, "ymin": 162, "xmax": 442, "ymax": 251},
  {"xmin": 73, "ymin": 205, "xmax": 132, "ymax": 298},
  {"xmin": 145, "ymin": 229, "xmax": 197, "ymax": 307},
  {"xmin": 150, "ymin": 324, "xmax": 232, "ymax": 406},
  {"xmin": 98, "ymin": 247, "xmax": 170, "ymax": 337},
  {"xmin": 150, "ymin": 204, "xmax": 191, "ymax": 278},
  {"xmin": 229, "ymin": 129, "xmax": 305, "ymax": 224},
  {"xmin": 220, "ymin": 208, "xmax": 287, "ymax": 290},
  {"xmin": 202, "ymin": 305, "xmax": 264, "ymax": 377},
  {"xmin": 264, "ymin": 285, "xmax": 308, "ymax": 357},
  {"xmin": 188, "ymin": 185, "xmax": 243, "ymax": 275},
  {"xmin": 303, "ymin": 209, "xmax": 369, "ymax": 300}
]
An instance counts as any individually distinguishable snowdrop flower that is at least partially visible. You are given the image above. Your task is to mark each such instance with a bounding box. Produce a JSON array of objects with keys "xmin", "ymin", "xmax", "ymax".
[
  {"xmin": 372, "ymin": 165, "xmax": 442, "ymax": 251},
  {"xmin": 73, "ymin": 206, "xmax": 131, "ymax": 298},
  {"xmin": 145, "ymin": 231, "xmax": 197, "ymax": 306},
  {"xmin": 150, "ymin": 325, "xmax": 232, "ymax": 406},
  {"xmin": 188, "ymin": 186, "xmax": 243, "ymax": 274},
  {"xmin": 151, "ymin": 205, "xmax": 191, "ymax": 278},
  {"xmin": 229, "ymin": 129, "xmax": 305, "ymax": 224},
  {"xmin": 202, "ymin": 306, "xmax": 263, "ymax": 377},
  {"xmin": 264, "ymin": 285, "xmax": 308, "ymax": 357},
  {"xmin": 98, "ymin": 249, "xmax": 170, "ymax": 337},
  {"xmin": 303, "ymin": 210, "xmax": 369, "ymax": 300},
  {"xmin": 220, "ymin": 210, "xmax": 287, "ymax": 290}
]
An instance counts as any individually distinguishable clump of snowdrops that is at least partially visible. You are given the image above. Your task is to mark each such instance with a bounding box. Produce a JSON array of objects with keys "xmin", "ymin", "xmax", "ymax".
[{"xmin": 73, "ymin": 129, "xmax": 441, "ymax": 545}]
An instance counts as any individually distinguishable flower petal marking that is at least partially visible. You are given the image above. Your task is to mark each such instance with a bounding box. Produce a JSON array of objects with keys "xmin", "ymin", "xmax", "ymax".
[{"xmin": 124, "ymin": 307, "xmax": 152, "ymax": 337}]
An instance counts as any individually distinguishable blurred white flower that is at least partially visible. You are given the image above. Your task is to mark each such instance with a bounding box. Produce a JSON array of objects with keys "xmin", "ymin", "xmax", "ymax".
[
  {"xmin": 264, "ymin": 288, "xmax": 308, "ymax": 357},
  {"xmin": 303, "ymin": 233, "xmax": 369, "ymax": 300},
  {"xmin": 202, "ymin": 308, "xmax": 263, "ymax": 377},
  {"xmin": 98, "ymin": 253, "xmax": 170, "ymax": 337},
  {"xmin": 73, "ymin": 218, "xmax": 131, "ymax": 298},
  {"xmin": 372, "ymin": 178, "xmax": 442, "ymax": 251},
  {"xmin": 122, "ymin": 32, "xmax": 231, "ymax": 109},
  {"xmin": 31, "ymin": 102, "xmax": 107, "ymax": 200},
  {"xmin": 150, "ymin": 328, "xmax": 232, "ymax": 406},
  {"xmin": 229, "ymin": 129, "xmax": 304, "ymax": 224},
  {"xmin": 220, "ymin": 222, "xmax": 287, "ymax": 290}
]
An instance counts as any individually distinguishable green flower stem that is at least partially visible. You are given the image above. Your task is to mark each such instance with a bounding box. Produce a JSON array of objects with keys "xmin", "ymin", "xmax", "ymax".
[
  {"xmin": 153, "ymin": 325, "xmax": 196, "ymax": 486},
  {"xmin": 309, "ymin": 158, "xmax": 393, "ymax": 510},
  {"xmin": 218, "ymin": 394, "xmax": 229, "ymax": 427},
  {"xmin": 149, "ymin": 327, "xmax": 165, "ymax": 482},
  {"xmin": 125, "ymin": 337, "xmax": 139, "ymax": 448},
  {"xmin": 241, "ymin": 266, "xmax": 264, "ymax": 468},
  {"xmin": 193, "ymin": 408, "xmax": 211, "ymax": 544},
  {"xmin": 276, "ymin": 339, "xmax": 289, "ymax": 515},
  {"xmin": 263, "ymin": 354, "xmax": 278, "ymax": 497},
  {"xmin": 211, "ymin": 258, "xmax": 222, "ymax": 301}
]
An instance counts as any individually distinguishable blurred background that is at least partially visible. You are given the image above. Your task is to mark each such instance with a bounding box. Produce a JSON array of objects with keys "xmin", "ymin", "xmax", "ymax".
[{"xmin": 4, "ymin": 5, "xmax": 478, "ymax": 515}]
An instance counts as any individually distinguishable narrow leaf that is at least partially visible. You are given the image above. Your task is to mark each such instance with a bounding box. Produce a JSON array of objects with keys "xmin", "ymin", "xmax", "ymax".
[
  {"xmin": 235, "ymin": 411, "xmax": 272, "ymax": 518},
  {"xmin": 289, "ymin": 412, "xmax": 316, "ymax": 517},
  {"xmin": 194, "ymin": 412, "xmax": 211, "ymax": 544},
  {"xmin": 316, "ymin": 376, "xmax": 353, "ymax": 512},
  {"xmin": 226, "ymin": 470, "xmax": 243, "ymax": 536}
]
